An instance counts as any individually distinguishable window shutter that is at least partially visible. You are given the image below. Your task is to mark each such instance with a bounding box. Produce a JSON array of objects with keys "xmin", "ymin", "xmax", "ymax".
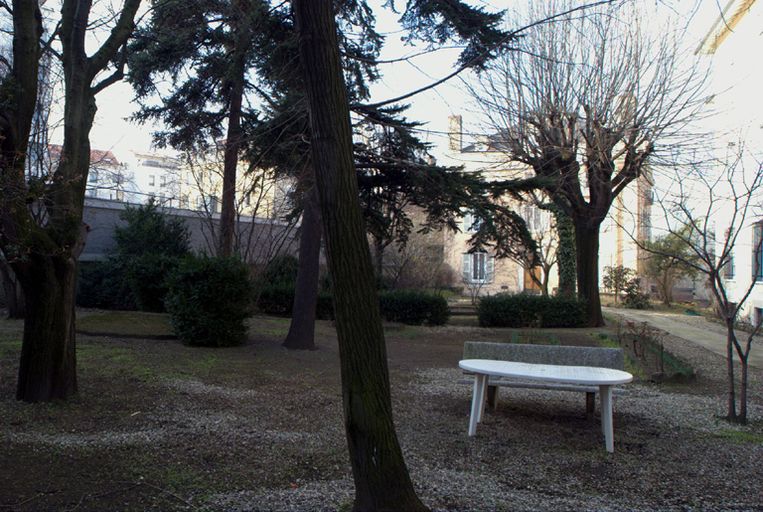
[
  {"xmin": 462, "ymin": 253, "xmax": 471, "ymax": 281},
  {"xmin": 487, "ymin": 255, "xmax": 495, "ymax": 283}
]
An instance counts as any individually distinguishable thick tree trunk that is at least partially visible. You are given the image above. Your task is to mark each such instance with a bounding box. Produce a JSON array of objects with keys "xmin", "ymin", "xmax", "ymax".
[
  {"xmin": 292, "ymin": 2, "xmax": 428, "ymax": 510},
  {"xmin": 725, "ymin": 323, "xmax": 737, "ymax": 421},
  {"xmin": 15, "ymin": 254, "xmax": 78, "ymax": 401},
  {"xmin": 283, "ymin": 186, "xmax": 322, "ymax": 350},
  {"xmin": 0, "ymin": 258, "xmax": 25, "ymax": 318},
  {"xmin": 575, "ymin": 222, "xmax": 604, "ymax": 327},
  {"xmin": 554, "ymin": 209, "xmax": 576, "ymax": 297}
]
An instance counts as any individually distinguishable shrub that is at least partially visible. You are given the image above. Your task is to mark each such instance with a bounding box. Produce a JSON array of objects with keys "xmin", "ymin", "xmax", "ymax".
[
  {"xmin": 478, "ymin": 294, "xmax": 586, "ymax": 328},
  {"xmin": 379, "ymin": 290, "xmax": 450, "ymax": 326},
  {"xmin": 77, "ymin": 260, "xmax": 136, "ymax": 310},
  {"xmin": 256, "ymin": 286, "xmax": 334, "ymax": 320},
  {"xmin": 77, "ymin": 200, "xmax": 190, "ymax": 311},
  {"xmin": 260, "ymin": 255, "xmax": 299, "ymax": 288},
  {"xmin": 623, "ymin": 278, "xmax": 651, "ymax": 309},
  {"xmin": 259, "ymin": 288, "xmax": 450, "ymax": 325},
  {"xmin": 126, "ymin": 253, "xmax": 182, "ymax": 312},
  {"xmin": 165, "ymin": 256, "xmax": 253, "ymax": 347}
]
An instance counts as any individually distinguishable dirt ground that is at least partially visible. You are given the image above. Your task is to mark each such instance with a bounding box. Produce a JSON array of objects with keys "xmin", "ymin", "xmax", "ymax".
[{"xmin": 1, "ymin": 312, "xmax": 762, "ymax": 511}]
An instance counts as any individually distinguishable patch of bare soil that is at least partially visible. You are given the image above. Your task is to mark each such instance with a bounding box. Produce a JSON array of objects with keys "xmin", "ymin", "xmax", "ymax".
[{"xmin": 0, "ymin": 313, "xmax": 761, "ymax": 511}]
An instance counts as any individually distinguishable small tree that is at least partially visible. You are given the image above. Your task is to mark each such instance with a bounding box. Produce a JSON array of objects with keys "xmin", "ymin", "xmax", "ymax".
[
  {"xmin": 603, "ymin": 266, "xmax": 635, "ymax": 304},
  {"xmin": 643, "ymin": 227, "xmax": 699, "ymax": 306},
  {"xmin": 644, "ymin": 151, "xmax": 761, "ymax": 423}
]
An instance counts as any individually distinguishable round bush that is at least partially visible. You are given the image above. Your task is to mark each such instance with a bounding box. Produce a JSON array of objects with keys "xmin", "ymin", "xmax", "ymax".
[{"xmin": 165, "ymin": 256, "xmax": 253, "ymax": 347}]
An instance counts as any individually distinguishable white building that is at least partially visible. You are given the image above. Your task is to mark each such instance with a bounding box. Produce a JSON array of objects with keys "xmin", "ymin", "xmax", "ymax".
[
  {"xmin": 443, "ymin": 114, "xmax": 652, "ymax": 297},
  {"xmin": 695, "ymin": 0, "xmax": 763, "ymax": 321}
]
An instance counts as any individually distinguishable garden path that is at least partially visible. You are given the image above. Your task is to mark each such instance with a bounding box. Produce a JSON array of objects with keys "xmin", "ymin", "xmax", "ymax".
[{"xmin": 603, "ymin": 307, "xmax": 763, "ymax": 369}]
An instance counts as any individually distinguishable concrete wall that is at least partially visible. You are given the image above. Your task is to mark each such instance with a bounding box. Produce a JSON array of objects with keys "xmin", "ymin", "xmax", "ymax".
[{"xmin": 81, "ymin": 197, "xmax": 297, "ymax": 265}]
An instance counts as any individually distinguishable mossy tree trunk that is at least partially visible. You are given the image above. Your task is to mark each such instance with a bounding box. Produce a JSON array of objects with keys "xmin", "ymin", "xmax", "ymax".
[
  {"xmin": 554, "ymin": 209, "xmax": 576, "ymax": 297},
  {"xmin": 2, "ymin": 0, "xmax": 141, "ymax": 402},
  {"xmin": 292, "ymin": 1, "xmax": 428, "ymax": 510}
]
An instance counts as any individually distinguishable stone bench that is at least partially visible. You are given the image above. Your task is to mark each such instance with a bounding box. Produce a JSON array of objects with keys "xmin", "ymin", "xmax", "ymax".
[{"xmin": 461, "ymin": 341, "xmax": 626, "ymax": 414}]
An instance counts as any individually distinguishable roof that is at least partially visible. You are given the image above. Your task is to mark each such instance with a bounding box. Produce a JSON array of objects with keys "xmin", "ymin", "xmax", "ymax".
[
  {"xmin": 48, "ymin": 144, "xmax": 121, "ymax": 166},
  {"xmin": 696, "ymin": 0, "xmax": 758, "ymax": 54}
]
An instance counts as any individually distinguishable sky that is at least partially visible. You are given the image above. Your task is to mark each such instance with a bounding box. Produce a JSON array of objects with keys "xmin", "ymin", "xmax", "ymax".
[{"xmin": 47, "ymin": 1, "xmax": 747, "ymax": 167}]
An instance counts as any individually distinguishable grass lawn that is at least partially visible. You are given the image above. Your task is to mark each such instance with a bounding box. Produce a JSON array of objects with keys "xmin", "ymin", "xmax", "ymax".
[{"xmin": 1, "ymin": 310, "xmax": 761, "ymax": 511}]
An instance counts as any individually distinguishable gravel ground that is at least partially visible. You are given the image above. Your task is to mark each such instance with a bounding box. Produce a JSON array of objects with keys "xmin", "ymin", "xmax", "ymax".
[{"xmin": 1, "ymin": 315, "xmax": 762, "ymax": 511}]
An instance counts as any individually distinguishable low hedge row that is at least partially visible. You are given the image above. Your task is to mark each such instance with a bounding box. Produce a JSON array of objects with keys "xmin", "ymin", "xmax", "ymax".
[
  {"xmin": 478, "ymin": 294, "xmax": 586, "ymax": 328},
  {"xmin": 256, "ymin": 288, "xmax": 449, "ymax": 326},
  {"xmin": 257, "ymin": 286, "xmax": 335, "ymax": 320}
]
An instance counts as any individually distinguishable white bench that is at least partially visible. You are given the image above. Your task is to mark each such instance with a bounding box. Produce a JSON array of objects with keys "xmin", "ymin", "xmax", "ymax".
[{"xmin": 461, "ymin": 341, "xmax": 626, "ymax": 414}]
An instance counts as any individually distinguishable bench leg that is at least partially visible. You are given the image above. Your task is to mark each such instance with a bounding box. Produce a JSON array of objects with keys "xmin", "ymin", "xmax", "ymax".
[
  {"xmin": 486, "ymin": 385, "xmax": 499, "ymax": 411},
  {"xmin": 600, "ymin": 385, "xmax": 614, "ymax": 453},
  {"xmin": 586, "ymin": 391, "xmax": 595, "ymax": 417},
  {"xmin": 468, "ymin": 374, "xmax": 487, "ymax": 436}
]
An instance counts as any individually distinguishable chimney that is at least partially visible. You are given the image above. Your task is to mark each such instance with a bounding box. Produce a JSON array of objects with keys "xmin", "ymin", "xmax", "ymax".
[{"xmin": 448, "ymin": 114, "xmax": 463, "ymax": 152}]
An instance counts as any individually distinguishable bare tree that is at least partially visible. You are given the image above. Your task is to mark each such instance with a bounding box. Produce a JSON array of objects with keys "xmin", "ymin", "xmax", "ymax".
[
  {"xmin": 644, "ymin": 150, "xmax": 762, "ymax": 424},
  {"xmin": 470, "ymin": 0, "xmax": 707, "ymax": 326},
  {"xmin": 181, "ymin": 147, "xmax": 297, "ymax": 266}
]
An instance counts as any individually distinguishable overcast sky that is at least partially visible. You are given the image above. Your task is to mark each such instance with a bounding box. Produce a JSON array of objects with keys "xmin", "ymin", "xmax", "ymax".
[{"xmin": 59, "ymin": 1, "xmax": 734, "ymax": 165}]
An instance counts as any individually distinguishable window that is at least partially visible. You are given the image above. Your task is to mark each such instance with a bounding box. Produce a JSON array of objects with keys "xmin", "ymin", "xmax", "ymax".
[
  {"xmin": 88, "ymin": 169, "xmax": 98, "ymax": 184},
  {"xmin": 723, "ymin": 228, "xmax": 735, "ymax": 279},
  {"xmin": 463, "ymin": 211, "xmax": 482, "ymax": 233},
  {"xmin": 148, "ymin": 175, "xmax": 155, "ymax": 186},
  {"xmin": 753, "ymin": 222, "xmax": 763, "ymax": 281},
  {"xmin": 160, "ymin": 175, "xmax": 167, "ymax": 187},
  {"xmin": 462, "ymin": 251, "xmax": 494, "ymax": 283},
  {"xmin": 523, "ymin": 205, "xmax": 542, "ymax": 232}
]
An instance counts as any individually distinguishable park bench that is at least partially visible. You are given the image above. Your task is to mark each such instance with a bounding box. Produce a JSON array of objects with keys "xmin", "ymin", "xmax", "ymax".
[{"xmin": 460, "ymin": 341, "xmax": 626, "ymax": 414}]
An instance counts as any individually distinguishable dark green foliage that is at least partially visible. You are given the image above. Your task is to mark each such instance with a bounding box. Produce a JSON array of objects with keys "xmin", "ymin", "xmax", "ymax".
[
  {"xmin": 478, "ymin": 294, "xmax": 586, "ymax": 328},
  {"xmin": 115, "ymin": 200, "xmax": 190, "ymax": 258},
  {"xmin": 256, "ymin": 285, "xmax": 333, "ymax": 320},
  {"xmin": 77, "ymin": 261, "xmax": 136, "ymax": 310},
  {"xmin": 76, "ymin": 201, "xmax": 190, "ymax": 311},
  {"xmin": 553, "ymin": 208, "xmax": 576, "ymax": 296},
  {"xmin": 126, "ymin": 253, "xmax": 183, "ymax": 313},
  {"xmin": 378, "ymin": 290, "xmax": 449, "ymax": 326},
  {"xmin": 260, "ymin": 255, "xmax": 299, "ymax": 288},
  {"xmin": 623, "ymin": 279, "xmax": 651, "ymax": 310},
  {"xmin": 165, "ymin": 256, "xmax": 253, "ymax": 347},
  {"xmin": 257, "ymin": 287, "xmax": 448, "ymax": 325}
]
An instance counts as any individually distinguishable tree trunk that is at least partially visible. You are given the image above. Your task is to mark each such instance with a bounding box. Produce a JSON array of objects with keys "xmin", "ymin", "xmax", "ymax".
[
  {"xmin": 283, "ymin": 186, "xmax": 322, "ymax": 350},
  {"xmin": 725, "ymin": 322, "xmax": 737, "ymax": 421},
  {"xmin": 0, "ymin": 258, "xmax": 25, "ymax": 318},
  {"xmin": 575, "ymin": 222, "xmax": 604, "ymax": 327},
  {"xmin": 374, "ymin": 237, "xmax": 384, "ymax": 279},
  {"xmin": 292, "ymin": 2, "xmax": 428, "ymax": 510},
  {"xmin": 554, "ymin": 209, "xmax": 576, "ymax": 297},
  {"xmin": 218, "ymin": 9, "xmax": 248, "ymax": 258},
  {"xmin": 15, "ymin": 254, "xmax": 78, "ymax": 401},
  {"xmin": 739, "ymin": 355, "xmax": 748, "ymax": 424}
]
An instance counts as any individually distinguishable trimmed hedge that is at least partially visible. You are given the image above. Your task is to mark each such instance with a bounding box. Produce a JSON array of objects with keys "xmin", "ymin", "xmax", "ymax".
[
  {"xmin": 165, "ymin": 256, "xmax": 253, "ymax": 347},
  {"xmin": 257, "ymin": 286, "xmax": 334, "ymax": 320},
  {"xmin": 256, "ymin": 288, "xmax": 449, "ymax": 326},
  {"xmin": 478, "ymin": 294, "xmax": 586, "ymax": 328},
  {"xmin": 379, "ymin": 290, "xmax": 449, "ymax": 326}
]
